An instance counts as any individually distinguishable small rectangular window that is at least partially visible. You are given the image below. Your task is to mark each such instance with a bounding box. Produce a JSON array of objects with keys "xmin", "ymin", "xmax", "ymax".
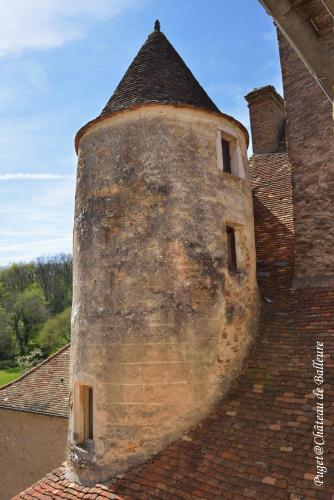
[
  {"xmin": 226, "ymin": 226, "xmax": 237, "ymax": 272},
  {"xmin": 221, "ymin": 138, "xmax": 232, "ymax": 174},
  {"xmin": 75, "ymin": 384, "xmax": 94, "ymax": 445},
  {"xmin": 217, "ymin": 130, "xmax": 245, "ymax": 179},
  {"xmin": 84, "ymin": 386, "xmax": 93, "ymax": 441}
]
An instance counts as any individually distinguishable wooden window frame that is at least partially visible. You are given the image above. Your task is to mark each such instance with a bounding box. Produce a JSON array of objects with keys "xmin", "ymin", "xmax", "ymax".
[{"xmin": 74, "ymin": 383, "xmax": 94, "ymax": 446}]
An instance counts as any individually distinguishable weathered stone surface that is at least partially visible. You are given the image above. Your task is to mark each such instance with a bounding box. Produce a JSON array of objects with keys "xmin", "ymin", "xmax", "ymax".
[
  {"xmin": 67, "ymin": 104, "xmax": 259, "ymax": 483},
  {"xmin": 278, "ymin": 25, "xmax": 334, "ymax": 287},
  {"xmin": 245, "ymin": 86, "xmax": 286, "ymax": 154}
]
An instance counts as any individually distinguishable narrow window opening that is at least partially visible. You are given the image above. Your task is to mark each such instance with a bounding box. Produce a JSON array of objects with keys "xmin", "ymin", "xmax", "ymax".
[
  {"xmin": 226, "ymin": 226, "xmax": 237, "ymax": 272},
  {"xmin": 85, "ymin": 386, "xmax": 94, "ymax": 441},
  {"xmin": 75, "ymin": 384, "xmax": 93, "ymax": 445},
  {"xmin": 221, "ymin": 138, "xmax": 232, "ymax": 174},
  {"xmin": 217, "ymin": 130, "xmax": 245, "ymax": 179}
]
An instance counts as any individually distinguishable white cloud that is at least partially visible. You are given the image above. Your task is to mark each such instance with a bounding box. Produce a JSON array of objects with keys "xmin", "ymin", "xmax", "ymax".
[
  {"xmin": 0, "ymin": 176, "xmax": 75, "ymax": 265},
  {"xmin": 0, "ymin": 0, "xmax": 135, "ymax": 57},
  {"xmin": 0, "ymin": 237, "xmax": 72, "ymax": 262},
  {"xmin": 0, "ymin": 173, "xmax": 74, "ymax": 180}
]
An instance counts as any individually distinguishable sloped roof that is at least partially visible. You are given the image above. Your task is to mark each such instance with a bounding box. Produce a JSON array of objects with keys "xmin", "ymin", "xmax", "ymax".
[
  {"xmin": 14, "ymin": 287, "xmax": 334, "ymax": 497},
  {"xmin": 74, "ymin": 23, "xmax": 249, "ymax": 152},
  {"xmin": 250, "ymin": 152, "xmax": 294, "ymax": 294},
  {"xmin": 16, "ymin": 152, "xmax": 334, "ymax": 498},
  {"xmin": 0, "ymin": 344, "xmax": 70, "ymax": 418},
  {"xmin": 11, "ymin": 153, "xmax": 334, "ymax": 498},
  {"xmin": 100, "ymin": 22, "xmax": 219, "ymax": 117},
  {"xmin": 249, "ymin": 152, "xmax": 293, "ymax": 231}
]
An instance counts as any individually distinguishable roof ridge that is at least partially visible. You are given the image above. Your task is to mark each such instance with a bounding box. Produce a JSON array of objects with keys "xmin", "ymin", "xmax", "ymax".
[{"xmin": 0, "ymin": 343, "xmax": 70, "ymax": 392}]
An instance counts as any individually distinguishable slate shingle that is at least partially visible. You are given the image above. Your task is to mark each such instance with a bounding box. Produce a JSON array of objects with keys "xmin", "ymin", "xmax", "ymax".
[{"xmin": 100, "ymin": 25, "xmax": 220, "ymax": 117}]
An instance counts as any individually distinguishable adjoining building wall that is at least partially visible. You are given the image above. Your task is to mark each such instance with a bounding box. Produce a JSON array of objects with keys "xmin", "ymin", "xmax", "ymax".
[
  {"xmin": 0, "ymin": 408, "xmax": 67, "ymax": 499},
  {"xmin": 278, "ymin": 26, "xmax": 334, "ymax": 287},
  {"xmin": 68, "ymin": 104, "xmax": 259, "ymax": 484}
]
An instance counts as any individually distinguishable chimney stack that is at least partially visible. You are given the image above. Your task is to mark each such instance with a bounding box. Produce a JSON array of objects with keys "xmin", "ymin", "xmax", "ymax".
[{"xmin": 245, "ymin": 85, "xmax": 285, "ymax": 154}]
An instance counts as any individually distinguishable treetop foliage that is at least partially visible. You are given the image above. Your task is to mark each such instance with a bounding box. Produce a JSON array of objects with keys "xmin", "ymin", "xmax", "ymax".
[{"xmin": 0, "ymin": 254, "xmax": 72, "ymax": 366}]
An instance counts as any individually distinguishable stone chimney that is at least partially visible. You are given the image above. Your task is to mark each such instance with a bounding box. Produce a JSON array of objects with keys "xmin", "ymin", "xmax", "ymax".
[{"xmin": 245, "ymin": 85, "xmax": 285, "ymax": 154}]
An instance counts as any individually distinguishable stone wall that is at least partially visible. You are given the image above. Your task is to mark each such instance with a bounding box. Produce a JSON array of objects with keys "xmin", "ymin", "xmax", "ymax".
[
  {"xmin": 68, "ymin": 104, "xmax": 259, "ymax": 483},
  {"xmin": 0, "ymin": 408, "xmax": 67, "ymax": 499},
  {"xmin": 278, "ymin": 25, "xmax": 334, "ymax": 287}
]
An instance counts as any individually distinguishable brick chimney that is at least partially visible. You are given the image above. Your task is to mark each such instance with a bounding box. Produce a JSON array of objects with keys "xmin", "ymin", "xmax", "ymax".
[{"xmin": 245, "ymin": 85, "xmax": 285, "ymax": 154}]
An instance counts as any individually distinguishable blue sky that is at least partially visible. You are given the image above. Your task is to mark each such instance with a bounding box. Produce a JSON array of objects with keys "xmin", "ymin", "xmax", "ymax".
[{"xmin": 0, "ymin": 0, "xmax": 282, "ymax": 265}]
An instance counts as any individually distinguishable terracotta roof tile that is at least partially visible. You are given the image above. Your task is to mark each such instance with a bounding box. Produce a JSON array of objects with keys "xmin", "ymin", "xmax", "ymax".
[
  {"xmin": 0, "ymin": 344, "xmax": 70, "ymax": 417},
  {"xmin": 249, "ymin": 152, "xmax": 295, "ymax": 293},
  {"xmin": 13, "ymin": 153, "xmax": 334, "ymax": 498},
  {"xmin": 249, "ymin": 152, "xmax": 293, "ymax": 232},
  {"xmin": 14, "ymin": 275, "xmax": 334, "ymax": 498}
]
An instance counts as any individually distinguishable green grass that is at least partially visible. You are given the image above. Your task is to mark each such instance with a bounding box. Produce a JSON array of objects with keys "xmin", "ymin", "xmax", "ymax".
[{"xmin": 0, "ymin": 368, "xmax": 23, "ymax": 386}]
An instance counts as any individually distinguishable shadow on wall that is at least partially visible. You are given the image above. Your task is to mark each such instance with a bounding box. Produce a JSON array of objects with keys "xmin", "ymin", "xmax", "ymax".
[{"xmin": 252, "ymin": 195, "xmax": 294, "ymax": 295}]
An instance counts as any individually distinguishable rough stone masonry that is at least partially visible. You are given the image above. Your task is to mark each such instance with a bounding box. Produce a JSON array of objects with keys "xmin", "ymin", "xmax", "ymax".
[{"xmin": 67, "ymin": 25, "xmax": 259, "ymax": 485}]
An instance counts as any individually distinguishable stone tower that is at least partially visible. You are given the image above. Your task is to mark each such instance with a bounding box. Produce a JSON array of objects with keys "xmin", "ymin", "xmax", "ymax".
[{"xmin": 67, "ymin": 22, "xmax": 259, "ymax": 484}]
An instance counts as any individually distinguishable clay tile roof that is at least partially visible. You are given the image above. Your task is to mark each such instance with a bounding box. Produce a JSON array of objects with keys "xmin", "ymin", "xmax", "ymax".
[
  {"xmin": 14, "ymin": 264, "xmax": 334, "ymax": 499},
  {"xmin": 13, "ymin": 152, "xmax": 334, "ymax": 499},
  {"xmin": 249, "ymin": 152, "xmax": 293, "ymax": 231},
  {"xmin": 0, "ymin": 344, "xmax": 70, "ymax": 417},
  {"xmin": 249, "ymin": 152, "xmax": 294, "ymax": 291},
  {"xmin": 100, "ymin": 22, "xmax": 220, "ymax": 117}
]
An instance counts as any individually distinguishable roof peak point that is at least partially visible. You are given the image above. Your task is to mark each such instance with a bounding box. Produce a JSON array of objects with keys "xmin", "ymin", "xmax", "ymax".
[{"xmin": 154, "ymin": 19, "xmax": 160, "ymax": 31}]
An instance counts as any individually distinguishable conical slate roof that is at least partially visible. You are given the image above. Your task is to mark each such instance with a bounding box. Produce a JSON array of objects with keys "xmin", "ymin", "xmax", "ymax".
[{"xmin": 100, "ymin": 22, "xmax": 220, "ymax": 116}]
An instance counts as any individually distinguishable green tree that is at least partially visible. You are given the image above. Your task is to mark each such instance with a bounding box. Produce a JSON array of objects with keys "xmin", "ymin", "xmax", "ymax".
[
  {"xmin": 38, "ymin": 306, "xmax": 71, "ymax": 355},
  {"xmin": 0, "ymin": 255, "xmax": 73, "ymax": 360},
  {"xmin": 36, "ymin": 254, "xmax": 72, "ymax": 313},
  {"xmin": 0, "ymin": 262, "xmax": 35, "ymax": 294},
  {"xmin": 0, "ymin": 306, "xmax": 15, "ymax": 360},
  {"xmin": 9, "ymin": 284, "xmax": 47, "ymax": 355}
]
